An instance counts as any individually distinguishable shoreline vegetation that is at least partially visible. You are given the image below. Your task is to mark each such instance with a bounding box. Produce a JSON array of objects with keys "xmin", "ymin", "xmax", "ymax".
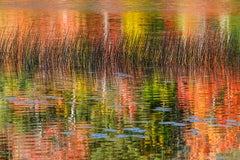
[{"xmin": 0, "ymin": 27, "xmax": 239, "ymax": 74}]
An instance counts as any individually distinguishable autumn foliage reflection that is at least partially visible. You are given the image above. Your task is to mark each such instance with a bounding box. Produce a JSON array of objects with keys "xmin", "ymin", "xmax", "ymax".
[
  {"xmin": 178, "ymin": 68, "xmax": 240, "ymax": 159},
  {"xmin": 0, "ymin": 0, "xmax": 240, "ymax": 159}
]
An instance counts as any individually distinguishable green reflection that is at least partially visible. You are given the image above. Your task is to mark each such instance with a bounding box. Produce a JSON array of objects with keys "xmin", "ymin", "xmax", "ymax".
[{"xmin": 0, "ymin": 68, "xmax": 186, "ymax": 159}]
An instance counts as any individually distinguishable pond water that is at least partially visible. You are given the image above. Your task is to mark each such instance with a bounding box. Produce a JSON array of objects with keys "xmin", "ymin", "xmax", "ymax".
[{"xmin": 0, "ymin": 0, "xmax": 240, "ymax": 160}]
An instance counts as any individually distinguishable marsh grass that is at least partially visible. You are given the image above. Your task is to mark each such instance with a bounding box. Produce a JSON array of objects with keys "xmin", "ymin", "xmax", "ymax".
[{"xmin": 0, "ymin": 27, "xmax": 239, "ymax": 74}]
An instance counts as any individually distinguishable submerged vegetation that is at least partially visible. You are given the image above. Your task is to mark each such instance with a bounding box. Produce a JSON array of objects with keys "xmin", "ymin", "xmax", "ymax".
[{"xmin": 0, "ymin": 27, "xmax": 239, "ymax": 73}]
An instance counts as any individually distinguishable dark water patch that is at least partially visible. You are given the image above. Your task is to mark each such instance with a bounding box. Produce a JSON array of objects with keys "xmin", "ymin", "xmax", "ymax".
[{"xmin": 87, "ymin": 98, "xmax": 105, "ymax": 101}]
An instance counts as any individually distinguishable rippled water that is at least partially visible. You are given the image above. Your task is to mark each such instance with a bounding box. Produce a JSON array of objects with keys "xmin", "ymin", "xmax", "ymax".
[
  {"xmin": 1, "ymin": 69, "xmax": 240, "ymax": 159},
  {"xmin": 0, "ymin": 0, "xmax": 240, "ymax": 160}
]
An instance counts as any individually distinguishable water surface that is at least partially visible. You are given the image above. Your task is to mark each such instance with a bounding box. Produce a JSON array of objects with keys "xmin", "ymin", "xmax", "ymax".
[{"xmin": 0, "ymin": 0, "xmax": 240, "ymax": 160}]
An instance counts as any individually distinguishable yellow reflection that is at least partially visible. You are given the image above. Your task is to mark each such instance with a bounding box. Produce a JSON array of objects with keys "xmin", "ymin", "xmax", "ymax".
[{"xmin": 122, "ymin": 11, "xmax": 147, "ymax": 36}]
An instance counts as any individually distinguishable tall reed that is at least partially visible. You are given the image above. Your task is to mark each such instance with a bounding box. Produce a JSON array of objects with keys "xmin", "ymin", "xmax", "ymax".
[{"xmin": 0, "ymin": 27, "xmax": 239, "ymax": 74}]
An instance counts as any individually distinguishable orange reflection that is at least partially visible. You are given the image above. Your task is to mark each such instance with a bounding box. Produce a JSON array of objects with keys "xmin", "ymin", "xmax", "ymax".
[
  {"xmin": 0, "ymin": 0, "xmax": 235, "ymax": 40},
  {"xmin": 178, "ymin": 69, "xmax": 240, "ymax": 159},
  {"xmin": 6, "ymin": 122, "xmax": 90, "ymax": 160},
  {"xmin": 116, "ymin": 77, "xmax": 138, "ymax": 123}
]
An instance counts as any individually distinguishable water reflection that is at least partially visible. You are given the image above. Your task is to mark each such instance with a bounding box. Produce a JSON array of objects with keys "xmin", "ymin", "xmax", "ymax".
[
  {"xmin": 178, "ymin": 69, "xmax": 240, "ymax": 159},
  {"xmin": 0, "ymin": 69, "xmax": 180, "ymax": 159},
  {"xmin": 0, "ymin": 0, "xmax": 240, "ymax": 160},
  {"xmin": 0, "ymin": 66, "xmax": 239, "ymax": 159},
  {"xmin": 0, "ymin": 0, "xmax": 240, "ymax": 34}
]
